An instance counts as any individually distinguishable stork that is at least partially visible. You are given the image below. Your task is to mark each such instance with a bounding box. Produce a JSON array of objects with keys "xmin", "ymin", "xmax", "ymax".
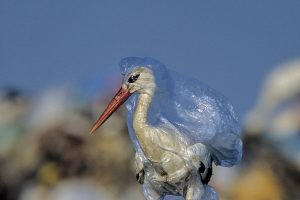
[{"xmin": 90, "ymin": 57, "xmax": 242, "ymax": 200}]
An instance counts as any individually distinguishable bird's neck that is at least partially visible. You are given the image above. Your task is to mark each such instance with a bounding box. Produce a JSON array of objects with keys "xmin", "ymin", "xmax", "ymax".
[
  {"xmin": 133, "ymin": 90, "xmax": 154, "ymax": 131},
  {"xmin": 133, "ymin": 88, "xmax": 159, "ymax": 159}
]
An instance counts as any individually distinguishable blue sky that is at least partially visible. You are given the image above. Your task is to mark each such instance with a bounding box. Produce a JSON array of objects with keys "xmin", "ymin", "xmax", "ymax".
[{"xmin": 1, "ymin": 0, "xmax": 300, "ymax": 118}]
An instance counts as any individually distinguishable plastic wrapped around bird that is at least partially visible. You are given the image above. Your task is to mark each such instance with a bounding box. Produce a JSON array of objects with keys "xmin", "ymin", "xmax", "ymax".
[{"xmin": 91, "ymin": 57, "xmax": 242, "ymax": 200}]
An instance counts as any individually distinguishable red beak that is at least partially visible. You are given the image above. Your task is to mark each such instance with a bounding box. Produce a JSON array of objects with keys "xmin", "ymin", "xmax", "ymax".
[{"xmin": 90, "ymin": 87, "xmax": 131, "ymax": 134}]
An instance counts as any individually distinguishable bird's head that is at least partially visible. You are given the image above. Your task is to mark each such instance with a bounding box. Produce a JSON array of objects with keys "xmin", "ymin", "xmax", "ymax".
[
  {"xmin": 122, "ymin": 67, "xmax": 156, "ymax": 95},
  {"xmin": 90, "ymin": 65, "xmax": 156, "ymax": 134}
]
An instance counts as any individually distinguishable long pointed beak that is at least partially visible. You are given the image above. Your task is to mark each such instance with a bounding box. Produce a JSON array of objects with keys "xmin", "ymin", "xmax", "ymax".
[{"xmin": 90, "ymin": 87, "xmax": 131, "ymax": 134}]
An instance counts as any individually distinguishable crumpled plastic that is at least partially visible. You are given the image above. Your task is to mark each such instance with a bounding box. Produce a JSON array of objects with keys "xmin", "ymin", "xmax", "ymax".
[
  {"xmin": 120, "ymin": 57, "xmax": 242, "ymax": 167},
  {"xmin": 120, "ymin": 57, "xmax": 242, "ymax": 199}
]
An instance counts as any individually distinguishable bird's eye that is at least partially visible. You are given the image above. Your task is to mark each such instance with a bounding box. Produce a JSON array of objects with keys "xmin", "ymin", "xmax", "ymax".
[{"xmin": 128, "ymin": 74, "xmax": 140, "ymax": 83}]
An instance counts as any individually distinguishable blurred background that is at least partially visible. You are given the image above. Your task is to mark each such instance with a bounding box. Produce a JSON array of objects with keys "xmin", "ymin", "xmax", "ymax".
[{"xmin": 0, "ymin": 1, "xmax": 300, "ymax": 199}]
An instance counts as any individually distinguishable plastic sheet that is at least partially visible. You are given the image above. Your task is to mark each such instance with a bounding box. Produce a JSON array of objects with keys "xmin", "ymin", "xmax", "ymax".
[{"xmin": 119, "ymin": 57, "xmax": 242, "ymax": 199}]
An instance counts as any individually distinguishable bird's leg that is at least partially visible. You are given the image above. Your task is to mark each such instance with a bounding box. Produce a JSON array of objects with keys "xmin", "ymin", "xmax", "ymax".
[
  {"xmin": 142, "ymin": 183, "xmax": 165, "ymax": 200},
  {"xmin": 184, "ymin": 173, "xmax": 205, "ymax": 200}
]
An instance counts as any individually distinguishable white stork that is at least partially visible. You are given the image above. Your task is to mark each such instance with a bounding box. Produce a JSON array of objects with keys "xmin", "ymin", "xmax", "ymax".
[{"xmin": 90, "ymin": 57, "xmax": 242, "ymax": 200}]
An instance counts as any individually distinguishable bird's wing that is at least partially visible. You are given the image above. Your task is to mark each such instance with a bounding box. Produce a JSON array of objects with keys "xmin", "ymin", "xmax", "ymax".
[{"xmin": 160, "ymin": 70, "xmax": 242, "ymax": 167}]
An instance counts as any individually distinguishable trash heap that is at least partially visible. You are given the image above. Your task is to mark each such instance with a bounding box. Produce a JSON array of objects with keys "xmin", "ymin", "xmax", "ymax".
[{"xmin": 0, "ymin": 87, "xmax": 143, "ymax": 200}]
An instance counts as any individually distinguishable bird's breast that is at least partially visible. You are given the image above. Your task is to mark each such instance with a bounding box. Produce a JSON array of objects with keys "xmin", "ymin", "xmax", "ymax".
[{"xmin": 135, "ymin": 127, "xmax": 187, "ymax": 162}]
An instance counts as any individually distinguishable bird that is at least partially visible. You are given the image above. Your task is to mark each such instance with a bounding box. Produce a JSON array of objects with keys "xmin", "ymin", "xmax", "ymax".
[{"xmin": 90, "ymin": 57, "xmax": 242, "ymax": 200}]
